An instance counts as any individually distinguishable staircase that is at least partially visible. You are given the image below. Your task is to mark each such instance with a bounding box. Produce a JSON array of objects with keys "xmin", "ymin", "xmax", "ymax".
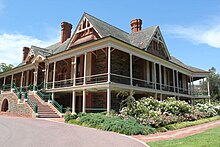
[{"xmin": 28, "ymin": 94, "xmax": 60, "ymax": 118}]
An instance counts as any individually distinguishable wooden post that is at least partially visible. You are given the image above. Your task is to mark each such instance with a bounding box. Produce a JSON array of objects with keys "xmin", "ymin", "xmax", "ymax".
[
  {"xmin": 107, "ymin": 47, "xmax": 111, "ymax": 83},
  {"xmin": 176, "ymin": 71, "xmax": 179, "ymax": 93},
  {"xmin": 107, "ymin": 88, "xmax": 111, "ymax": 112},
  {"xmin": 52, "ymin": 62, "xmax": 56, "ymax": 89},
  {"xmin": 154, "ymin": 63, "xmax": 156, "ymax": 89},
  {"xmin": 159, "ymin": 64, "xmax": 162, "ymax": 90},
  {"xmin": 72, "ymin": 91, "xmax": 76, "ymax": 114},
  {"xmin": 83, "ymin": 53, "xmax": 87, "ymax": 85},
  {"xmin": 130, "ymin": 53, "xmax": 133, "ymax": 86},
  {"xmin": 82, "ymin": 89, "xmax": 86, "ymax": 113},
  {"xmin": 20, "ymin": 71, "xmax": 24, "ymax": 88},
  {"xmin": 173, "ymin": 70, "xmax": 175, "ymax": 92}
]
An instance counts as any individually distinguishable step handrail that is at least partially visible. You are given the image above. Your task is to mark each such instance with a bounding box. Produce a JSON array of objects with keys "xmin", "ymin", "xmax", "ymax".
[
  {"xmin": 24, "ymin": 92, "xmax": 38, "ymax": 113},
  {"xmin": 34, "ymin": 82, "xmax": 51, "ymax": 102},
  {"xmin": 36, "ymin": 89, "xmax": 51, "ymax": 102},
  {"xmin": 52, "ymin": 99, "xmax": 63, "ymax": 113},
  {"xmin": 12, "ymin": 83, "xmax": 22, "ymax": 99}
]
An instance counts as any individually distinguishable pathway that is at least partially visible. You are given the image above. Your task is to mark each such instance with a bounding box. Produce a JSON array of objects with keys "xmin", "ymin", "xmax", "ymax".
[{"xmin": 132, "ymin": 119, "xmax": 220, "ymax": 143}]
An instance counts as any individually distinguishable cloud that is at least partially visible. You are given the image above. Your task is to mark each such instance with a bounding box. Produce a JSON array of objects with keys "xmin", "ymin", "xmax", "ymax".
[
  {"xmin": 0, "ymin": 33, "xmax": 58, "ymax": 66},
  {"xmin": 164, "ymin": 24, "xmax": 220, "ymax": 48}
]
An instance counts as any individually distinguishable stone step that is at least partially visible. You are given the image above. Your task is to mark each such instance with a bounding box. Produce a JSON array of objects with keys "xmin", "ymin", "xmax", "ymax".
[
  {"xmin": 38, "ymin": 114, "xmax": 60, "ymax": 118},
  {"xmin": 27, "ymin": 93, "xmax": 61, "ymax": 118}
]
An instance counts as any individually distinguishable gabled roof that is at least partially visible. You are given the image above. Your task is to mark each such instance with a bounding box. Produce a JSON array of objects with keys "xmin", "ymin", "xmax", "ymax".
[
  {"xmin": 13, "ymin": 12, "xmax": 207, "ymax": 74},
  {"xmin": 47, "ymin": 38, "xmax": 70, "ymax": 54},
  {"xmin": 129, "ymin": 26, "xmax": 157, "ymax": 49},
  {"xmin": 84, "ymin": 13, "xmax": 130, "ymax": 43},
  {"xmin": 30, "ymin": 45, "xmax": 51, "ymax": 57}
]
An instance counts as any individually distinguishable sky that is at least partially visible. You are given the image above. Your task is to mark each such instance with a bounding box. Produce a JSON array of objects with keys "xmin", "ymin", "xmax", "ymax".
[{"xmin": 0, "ymin": 0, "xmax": 220, "ymax": 72}]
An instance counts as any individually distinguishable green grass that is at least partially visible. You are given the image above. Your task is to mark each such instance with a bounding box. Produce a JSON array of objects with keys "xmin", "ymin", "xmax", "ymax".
[{"xmin": 148, "ymin": 126, "xmax": 220, "ymax": 147}]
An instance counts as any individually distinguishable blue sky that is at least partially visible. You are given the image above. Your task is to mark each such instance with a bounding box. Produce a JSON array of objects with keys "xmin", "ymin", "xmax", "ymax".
[{"xmin": 0, "ymin": 0, "xmax": 220, "ymax": 72}]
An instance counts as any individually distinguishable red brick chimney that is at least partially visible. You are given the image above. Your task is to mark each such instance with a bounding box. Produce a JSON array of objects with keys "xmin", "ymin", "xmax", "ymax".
[
  {"xmin": 130, "ymin": 19, "xmax": 142, "ymax": 33},
  {"xmin": 23, "ymin": 47, "xmax": 30, "ymax": 62},
  {"xmin": 61, "ymin": 21, "xmax": 72, "ymax": 43}
]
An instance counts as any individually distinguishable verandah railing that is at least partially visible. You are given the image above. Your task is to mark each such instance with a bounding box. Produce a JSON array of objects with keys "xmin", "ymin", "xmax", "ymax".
[
  {"xmin": 46, "ymin": 73, "xmax": 108, "ymax": 89},
  {"xmin": 1, "ymin": 84, "xmax": 11, "ymax": 91}
]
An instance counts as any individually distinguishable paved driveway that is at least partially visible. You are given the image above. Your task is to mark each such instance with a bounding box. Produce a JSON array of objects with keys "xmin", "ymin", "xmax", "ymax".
[{"xmin": 0, "ymin": 116, "xmax": 146, "ymax": 147}]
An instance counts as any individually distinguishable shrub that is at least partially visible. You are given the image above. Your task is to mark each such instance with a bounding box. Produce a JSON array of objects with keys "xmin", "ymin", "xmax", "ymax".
[
  {"xmin": 195, "ymin": 103, "xmax": 217, "ymax": 117},
  {"xmin": 64, "ymin": 113, "xmax": 78, "ymax": 122},
  {"xmin": 68, "ymin": 119, "xmax": 80, "ymax": 125},
  {"xmin": 76, "ymin": 113, "xmax": 155, "ymax": 135}
]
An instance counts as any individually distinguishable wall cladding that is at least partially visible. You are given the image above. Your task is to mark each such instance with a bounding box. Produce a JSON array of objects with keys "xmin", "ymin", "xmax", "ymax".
[{"xmin": 0, "ymin": 93, "xmax": 33, "ymax": 117}]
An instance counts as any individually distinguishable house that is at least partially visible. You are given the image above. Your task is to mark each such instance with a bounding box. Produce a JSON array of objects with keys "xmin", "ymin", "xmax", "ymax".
[{"xmin": 0, "ymin": 13, "xmax": 210, "ymax": 117}]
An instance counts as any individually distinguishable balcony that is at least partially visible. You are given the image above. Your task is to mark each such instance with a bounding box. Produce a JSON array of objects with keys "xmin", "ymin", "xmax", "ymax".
[{"xmin": 45, "ymin": 73, "xmax": 209, "ymax": 98}]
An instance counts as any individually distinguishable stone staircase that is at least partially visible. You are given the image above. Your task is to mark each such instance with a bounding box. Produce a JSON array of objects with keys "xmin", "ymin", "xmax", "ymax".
[{"xmin": 28, "ymin": 94, "xmax": 60, "ymax": 118}]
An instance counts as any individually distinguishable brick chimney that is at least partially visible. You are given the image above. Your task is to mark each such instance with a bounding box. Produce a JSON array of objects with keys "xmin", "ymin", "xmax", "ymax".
[
  {"xmin": 130, "ymin": 19, "xmax": 142, "ymax": 33},
  {"xmin": 61, "ymin": 21, "xmax": 72, "ymax": 43},
  {"xmin": 23, "ymin": 47, "xmax": 30, "ymax": 62}
]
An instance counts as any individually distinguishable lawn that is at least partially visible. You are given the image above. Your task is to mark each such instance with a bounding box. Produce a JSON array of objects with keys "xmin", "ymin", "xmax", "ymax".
[{"xmin": 147, "ymin": 126, "xmax": 220, "ymax": 147}]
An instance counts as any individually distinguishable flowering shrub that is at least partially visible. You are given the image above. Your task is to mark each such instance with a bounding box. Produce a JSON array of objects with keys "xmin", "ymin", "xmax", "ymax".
[
  {"xmin": 195, "ymin": 103, "xmax": 218, "ymax": 117},
  {"xmin": 120, "ymin": 97, "xmax": 220, "ymax": 128}
]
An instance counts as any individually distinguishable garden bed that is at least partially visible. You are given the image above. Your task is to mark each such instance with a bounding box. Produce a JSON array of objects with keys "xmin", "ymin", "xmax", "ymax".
[{"xmin": 65, "ymin": 97, "xmax": 220, "ymax": 135}]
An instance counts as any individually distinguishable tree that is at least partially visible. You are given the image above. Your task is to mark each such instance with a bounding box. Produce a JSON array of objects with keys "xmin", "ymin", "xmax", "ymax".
[
  {"xmin": 208, "ymin": 67, "xmax": 220, "ymax": 101},
  {"xmin": 0, "ymin": 63, "xmax": 14, "ymax": 72}
]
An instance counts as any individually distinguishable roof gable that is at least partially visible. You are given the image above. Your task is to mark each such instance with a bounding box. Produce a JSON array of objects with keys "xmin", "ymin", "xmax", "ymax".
[
  {"xmin": 67, "ymin": 13, "xmax": 130, "ymax": 49},
  {"xmin": 129, "ymin": 26, "xmax": 157, "ymax": 49},
  {"xmin": 146, "ymin": 26, "xmax": 171, "ymax": 60}
]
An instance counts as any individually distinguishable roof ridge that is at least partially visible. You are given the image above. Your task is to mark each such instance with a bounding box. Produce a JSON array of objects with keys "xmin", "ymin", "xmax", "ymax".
[
  {"xmin": 31, "ymin": 45, "xmax": 49, "ymax": 51},
  {"xmin": 84, "ymin": 12, "xmax": 129, "ymax": 35},
  {"xmin": 130, "ymin": 25, "xmax": 158, "ymax": 34}
]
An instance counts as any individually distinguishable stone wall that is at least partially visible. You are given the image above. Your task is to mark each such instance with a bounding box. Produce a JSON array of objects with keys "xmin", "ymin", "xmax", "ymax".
[{"xmin": 0, "ymin": 93, "xmax": 33, "ymax": 117}]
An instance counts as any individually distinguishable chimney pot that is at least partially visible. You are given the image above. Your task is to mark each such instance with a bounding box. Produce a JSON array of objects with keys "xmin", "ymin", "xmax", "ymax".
[
  {"xmin": 61, "ymin": 21, "xmax": 72, "ymax": 43},
  {"xmin": 130, "ymin": 19, "xmax": 142, "ymax": 33}
]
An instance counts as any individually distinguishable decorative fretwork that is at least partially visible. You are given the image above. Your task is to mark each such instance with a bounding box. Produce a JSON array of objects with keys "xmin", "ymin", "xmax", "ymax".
[
  {"xmin": 147, "ymin": 29, "xmax": 169, "ymax": 60},
  {"xmin": 69, "ymin": 17, "xmax": 100, "ymax": 48}
]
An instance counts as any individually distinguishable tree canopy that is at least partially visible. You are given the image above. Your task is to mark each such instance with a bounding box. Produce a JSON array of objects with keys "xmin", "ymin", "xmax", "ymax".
[
  {"xmin": 0, "ymin": 63, "xmax": 14, "ymax": 72},
  {"xmin": 208, "ymin": 67, "xmax": 220, "ymax": 101}
]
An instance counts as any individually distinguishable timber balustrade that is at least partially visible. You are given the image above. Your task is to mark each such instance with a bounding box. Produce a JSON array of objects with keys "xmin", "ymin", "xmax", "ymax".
[
  {"xmin": 24, "ymin": 92, "xmax": 38, "ymax": 113},
  {"xmin": 12, "ymin": 83, "xmax": 22, "ymax": 99},
  {"xmin": 0, "ymin": 74, "xmax": 208, "ymax": 98},
  {"xmin": 35, "ymin": 82, "xmax": 51, "ymax": 102},
  {"xmin": 52, "ymin": 99, "xmax": 63, "ymax": 113}
]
